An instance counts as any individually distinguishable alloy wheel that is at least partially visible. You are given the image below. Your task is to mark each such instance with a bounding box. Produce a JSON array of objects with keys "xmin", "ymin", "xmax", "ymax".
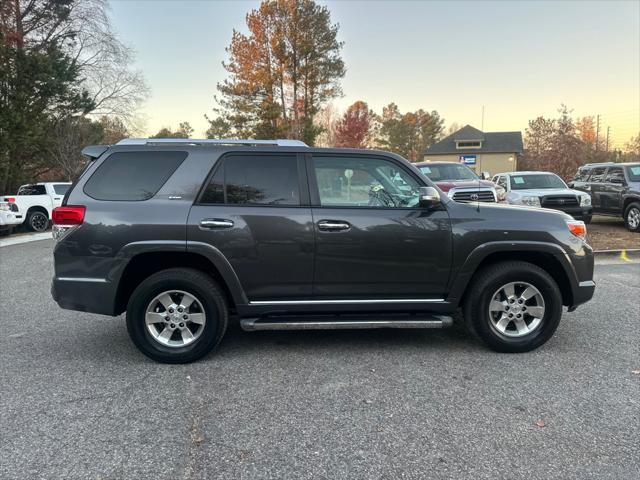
[
  {"xmin": 30, "ymin": 212, "xmax": 48, "ymax": 232},
  {"xmin": 628, "ymin": 207, "xmax": 640, "ymax": 229},
  {"xmin": 145, "ymin": 290, "xmax": 206, "ymax": 347},
  {"xmin": 488, "ymin": 281, "xmax": 545, "ymax": 338}
]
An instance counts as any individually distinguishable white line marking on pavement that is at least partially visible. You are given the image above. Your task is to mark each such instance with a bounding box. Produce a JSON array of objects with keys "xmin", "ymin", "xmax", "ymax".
[{"xmin": 0, "ymin": 232, "xmax": 52, "ymax": 247}]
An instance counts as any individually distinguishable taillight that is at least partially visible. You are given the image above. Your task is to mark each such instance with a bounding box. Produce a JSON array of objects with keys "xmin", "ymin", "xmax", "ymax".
[
  {"xmin": 52, "ymin": 206, "xmax": 85, "ymax": 225},
  {"xmin": 4, "ymin": 197, "xmax": 15, "ymax": 203},
  {"xmin": 566, "ymin": 219, "xmax": 587, "ymax": 239}
]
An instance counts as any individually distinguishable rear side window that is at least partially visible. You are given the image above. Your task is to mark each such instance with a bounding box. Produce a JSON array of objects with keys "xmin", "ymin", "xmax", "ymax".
[
  {"xmin": 604, "ymin": 167, "xmax": 624, "ymax": 183},
  {"xmin": 53, "ymin": 184, "xmax": 70, "ymax": 195},
  {"xmin": 200, "ymin": 154, "xmax": 300, "ymax": 206},
  {"xmin": 84, "ymin": 151, "xmax": 187, "ymax": 201},
  {"xmin": 18, "ymin": 185, "xmax": 46, "ymax": 195},
  {"xmin": 589, "ymin": 167, "xmax": 606, "ymax": 183}
]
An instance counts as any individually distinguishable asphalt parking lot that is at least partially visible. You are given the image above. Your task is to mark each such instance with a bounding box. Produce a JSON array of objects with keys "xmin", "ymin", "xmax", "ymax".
[{"xmin": 1, "ymin": 239, "xmax": 639, "ymax": 480}]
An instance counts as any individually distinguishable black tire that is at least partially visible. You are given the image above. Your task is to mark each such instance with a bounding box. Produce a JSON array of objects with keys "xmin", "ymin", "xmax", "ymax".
[
  {"xmin": 126, "ymin": 268, "xmax": 228, "ymax": 363},
  {"xmin": 463, "ymin": 261, "xmax": 563, "ymax": 353},
  {"xmin": 624, "ymin": 202, "xmax": 640, "ymax": 232},
  {"xmin": 26, "ymin": 210, "xmax": 49, "ymax": 232}
]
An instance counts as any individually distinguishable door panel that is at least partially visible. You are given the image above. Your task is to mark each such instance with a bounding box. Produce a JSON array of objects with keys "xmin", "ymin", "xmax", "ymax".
[
  {"xmin": 309, "ymin": 154, "xmax": 452, "ymax": 299},
  {"xmin": 312, "ymin": 207, "xmax": 451, "ymax": 297},
  {"xmin": 188, "ymin": 205, "xmax": 314, "ymax": 300}
]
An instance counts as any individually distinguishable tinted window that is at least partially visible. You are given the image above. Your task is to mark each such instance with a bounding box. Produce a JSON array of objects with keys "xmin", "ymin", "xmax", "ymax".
[
  {"xmin": 18, "ymin": 185, "xmax": 46, "ymax": 195},
  {"xmin": 589, "ymin": 167, "xmax": 607, "ymax": 182},
  {"xmin": 509, "ymin": 174, "xmax": 567, "ymax": 190},
  {"xmin": 605, "ymin": 167, "xmax": 625, "ymax": 183},
  {"xmin": 627, "ymin": 165, "xmax": 640, "ymax": 182},
  {"xmin": 84, "ymin": 151, "xmax": 187, "ymax": 201},
  {"xmin": 419, "ymin": 163, "xmax": 477, "ymax": 181},
  {"xmin": 53, "ymin": 184, "xmax": 70, "ymax": 195},
  {"xmin": 314, "ymin": 156, "xmax": 421, "ymax": 208},
  {"xmin": 200, "ymin": 154, "xmax": 300, "ymax": 206}
]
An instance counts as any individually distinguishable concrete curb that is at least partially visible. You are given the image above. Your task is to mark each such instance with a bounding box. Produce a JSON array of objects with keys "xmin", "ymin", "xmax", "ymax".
[{"xmin": 593, "ymin": 248, "xmax": 640, "ymax": 261}]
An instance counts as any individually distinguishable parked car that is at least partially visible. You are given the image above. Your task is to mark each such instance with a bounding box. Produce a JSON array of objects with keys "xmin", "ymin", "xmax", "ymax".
[
  {"xmin": 1, "ymin": 182, "xmax": 71, "ymax": 232},
  {"xmin": 0, "ymin": 201, "xmax": 22, "ymax": 236},
  {"xmin": 414, "ymin": 161, "xmax": 497, "ymax": 203},
  {"xmin": 52, "ymin": 139, "xmax": 595, "ymax": 363},
  {"xmin": 568, "ymin": 162, "xmax": 640, "ymax": 232},
  {"xmin": 492, "ymin": 171, "xmax": 592, "ymax": 222}
]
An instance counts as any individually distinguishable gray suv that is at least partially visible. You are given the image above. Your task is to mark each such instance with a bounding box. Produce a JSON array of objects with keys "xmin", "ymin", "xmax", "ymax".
[{"xmin": 52, "ymin": 139, "xmax": 595, "ymax": 363}]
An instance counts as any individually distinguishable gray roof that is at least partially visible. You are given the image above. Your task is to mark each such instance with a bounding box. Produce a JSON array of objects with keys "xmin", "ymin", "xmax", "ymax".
[{"xmin": 426, "ymin": 125, "xmax": 523, "ymax": 155}]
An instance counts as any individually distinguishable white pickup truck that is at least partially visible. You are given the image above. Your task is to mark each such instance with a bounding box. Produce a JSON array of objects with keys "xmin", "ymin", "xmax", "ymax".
[{"xmin": 1, "ymin": 182, "xmax": 71, "ymax": 232}]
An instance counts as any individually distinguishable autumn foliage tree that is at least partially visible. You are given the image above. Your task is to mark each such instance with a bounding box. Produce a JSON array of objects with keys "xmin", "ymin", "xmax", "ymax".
[
  {"xmin": 211, "ymin": 0, "xmax": 345, "ymax": 145},
  {"xmin": 376, "ymin": 103, "xmax": 444, "ymax": 161},
  {"xmin": 334, "ymin": 101, "xmax": 374, "ymax": 148}
]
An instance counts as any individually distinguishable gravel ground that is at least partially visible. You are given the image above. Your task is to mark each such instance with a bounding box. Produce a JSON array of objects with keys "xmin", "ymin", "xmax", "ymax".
[
  {"xmin": 588, "ymin": 215, "xmax": 640, "ymax": 251},
  {"xmin": 0, "ymin": 240, "xmax": 638, "ymax": 480}
]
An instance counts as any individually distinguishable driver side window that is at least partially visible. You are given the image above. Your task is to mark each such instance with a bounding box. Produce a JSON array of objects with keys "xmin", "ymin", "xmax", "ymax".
[{"xmin": 313, "ymin": 156, "xmax": 421, "ymax": 208}]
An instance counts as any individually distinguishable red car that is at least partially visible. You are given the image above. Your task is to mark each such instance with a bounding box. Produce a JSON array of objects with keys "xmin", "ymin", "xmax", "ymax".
[{"xmin": 414, "ymin": 161, "xmax": 497, "ymax": 203}]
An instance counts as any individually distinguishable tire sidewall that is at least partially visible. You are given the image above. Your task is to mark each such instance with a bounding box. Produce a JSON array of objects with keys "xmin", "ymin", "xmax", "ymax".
[
  {"xmin": 625, "ymin": 203, "xmax": 640, "ymax": 232},
  {"xmin": 127, "ymin": 274, "xmax": 225, "ymax": 363},
  {"xmin": 473, "ymin": 268, "xmax": 562, "ymax": 352}
]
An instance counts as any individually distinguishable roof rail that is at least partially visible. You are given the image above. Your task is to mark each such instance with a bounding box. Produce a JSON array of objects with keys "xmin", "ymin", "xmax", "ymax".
[{"xmin": 116, "ymin": 138, "xmax": 308, "ymax": 147}]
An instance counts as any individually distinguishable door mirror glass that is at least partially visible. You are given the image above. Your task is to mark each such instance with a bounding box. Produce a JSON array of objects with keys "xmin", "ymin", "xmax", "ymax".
[{"xmin": 419, "ymin": 186, "xmax": 440, "ymax": 207}]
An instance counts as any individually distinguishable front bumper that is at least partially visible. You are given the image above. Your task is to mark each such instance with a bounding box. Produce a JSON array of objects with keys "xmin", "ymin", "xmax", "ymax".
[
  {"xmin": 546, "ymin": 206, "xmax": 592, "ymax": 219},
  {"xmin": 568, "ymin": 280, "xmax": 596, "ymax": 311}
]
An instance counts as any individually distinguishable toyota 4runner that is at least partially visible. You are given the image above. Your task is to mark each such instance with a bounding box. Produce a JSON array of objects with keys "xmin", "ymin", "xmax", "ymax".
[{"xmin": 52, "ymin": 139, "xmax": 595, "ymax": 363}]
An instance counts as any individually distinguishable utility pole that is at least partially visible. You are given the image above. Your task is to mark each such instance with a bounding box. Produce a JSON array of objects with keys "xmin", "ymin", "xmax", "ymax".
[
  {"xmin": 606, "ymin": 126, "xmax": 610, "ymax": 153},
  {"xmin": 595, "ymin": 115, "xmax": 600, "ymax": 151}
]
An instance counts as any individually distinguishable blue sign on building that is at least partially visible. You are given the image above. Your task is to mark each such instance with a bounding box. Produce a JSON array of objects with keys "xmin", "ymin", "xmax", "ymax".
[{"xmin": 459, "ymin": 155, "xmax": 476, "ymax": 165}]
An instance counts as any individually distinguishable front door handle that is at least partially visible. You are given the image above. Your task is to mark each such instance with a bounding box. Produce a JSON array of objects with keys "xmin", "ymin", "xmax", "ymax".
[
  {"xmin": 200, "ymin": 218, "xmax": 234, "ymax": 229},
  {"xmin": 317, "ymin": 220, "xmax": 351, "ymax": 231}
]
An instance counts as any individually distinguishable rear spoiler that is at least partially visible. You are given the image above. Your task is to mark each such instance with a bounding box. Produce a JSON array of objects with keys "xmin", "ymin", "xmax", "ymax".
[{"xmin": 81, "ymin": 145, "xmax": 109, "ymax": 160}]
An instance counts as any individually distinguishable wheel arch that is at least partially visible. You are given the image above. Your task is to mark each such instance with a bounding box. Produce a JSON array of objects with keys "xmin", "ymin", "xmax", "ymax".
[
  {"xmin": 449, "ymin": 242, "xmax": 576, "ymax": 308},
  {"xmin": 113, "ymin": 242, "xmax": 247, "ymax": 315}
]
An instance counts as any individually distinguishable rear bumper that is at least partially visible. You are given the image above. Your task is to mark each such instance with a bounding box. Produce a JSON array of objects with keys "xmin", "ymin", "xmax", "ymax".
[
  {"xmin": 0, "ymin": 211, "xmax": 22, "ymax": 227},
  {"xmin": 51, "ymin": 277, "xmax": 117, "ymax": 316}
]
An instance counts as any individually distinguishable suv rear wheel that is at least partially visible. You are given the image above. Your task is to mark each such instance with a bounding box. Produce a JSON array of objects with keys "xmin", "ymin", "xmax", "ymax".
[
  {"xmin": 463, "ymin": 261, "xmax": 562, "ymax": 352},
  {"xmin": 26, "ymin": 210, "xmax": 49, "ymax": 232},
  {"xmin": 624, "ymin": 202, "xmax": 640, "ymax": 232},
  {"xmin": 126, "ymin": 268, "xmax": 228, "ymax": 363}
]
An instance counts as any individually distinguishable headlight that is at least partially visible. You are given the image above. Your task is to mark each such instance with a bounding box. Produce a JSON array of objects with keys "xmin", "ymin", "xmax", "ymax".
[
  {"xmin": 580, "ymin": 195, "xmax": 591, "ymax": 206},
  {"xmin": 521, "ymin": 196, "xmax": 541, "ymax": 207}
]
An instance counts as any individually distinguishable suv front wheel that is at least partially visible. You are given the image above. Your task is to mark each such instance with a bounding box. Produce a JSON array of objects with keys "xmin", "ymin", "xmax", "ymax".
[
  {"xmin": 463, "ymin": 261, "xmax": 563, "ymax": 352},
  {"xmin": 126, "ymin": 268, "xmax": 228, "ymax": 363}
]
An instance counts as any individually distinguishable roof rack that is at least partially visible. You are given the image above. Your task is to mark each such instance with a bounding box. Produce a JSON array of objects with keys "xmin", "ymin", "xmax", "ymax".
[{"xmin": 116, "ymin": 138, "xmax": 308, "ymax": 147}]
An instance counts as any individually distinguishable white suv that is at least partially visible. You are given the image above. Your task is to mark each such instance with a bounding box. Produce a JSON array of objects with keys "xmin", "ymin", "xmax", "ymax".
[{"xmin": 492, "ymin": 171, "xmax": 593, "ymax": 222}]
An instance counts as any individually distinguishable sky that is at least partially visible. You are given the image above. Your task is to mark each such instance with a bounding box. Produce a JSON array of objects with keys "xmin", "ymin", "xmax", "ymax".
[{"xmin": 109, "ymin": 0, "xmax": 640, "ymax": 148}]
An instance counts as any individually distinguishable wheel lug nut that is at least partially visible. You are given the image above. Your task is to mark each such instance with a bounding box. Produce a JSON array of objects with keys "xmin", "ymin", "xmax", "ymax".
[
  {"xmin": 518, "ymin": 299, "xmax": 523, "ymax": 304},
  {"xmin": 170, "ymin": 323, "xmax": 175, "ymax": 328},
  {"xmin": 178, "ymin": 308, "xmax": 183, "ymax": 313},
  {"xmin": 508, "ymin": 313, "xmax": 513, "ymax": 318},
  {"xmin": 169, "ymin": 308, "xmax": 174, "ymax": 314},
  {"xmin": 516, "ymin": 314, "xmax": 521, "ymax": 318},
  {"xmin": 183, "ymin": 315, "xmax": 188, "ymax": 320},
  {"xmin": 165, "ymin": 316, "xmax": 170, "ymax": 321},
  {"xmin": 505, "ymin": 306, "xmax": 509, "ymax": 310},
  {"xmin": 179, "ymin": 322, "xmax": 184, "ymax": 327}
]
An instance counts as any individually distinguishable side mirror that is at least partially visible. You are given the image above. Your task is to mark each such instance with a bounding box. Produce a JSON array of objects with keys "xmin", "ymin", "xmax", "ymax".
[
  {"xmin": 419, "ymin": 186, "xmax": 441, "ymax": 207},
  {"xmin": 480, "ymin": 171, "xmax": 490, "ymax": 180}
]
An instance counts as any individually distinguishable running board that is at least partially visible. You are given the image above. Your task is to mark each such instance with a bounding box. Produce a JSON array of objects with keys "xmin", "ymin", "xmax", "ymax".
[{"xmin": 240, "ymin": 315, "xmax": 453, "ymax": 331}]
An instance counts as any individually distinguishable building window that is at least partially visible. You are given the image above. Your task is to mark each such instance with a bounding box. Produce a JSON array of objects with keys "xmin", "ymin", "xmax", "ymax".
[{"xmin": 456, "ymin": 141, "xmax": 482, "ymax": 149}]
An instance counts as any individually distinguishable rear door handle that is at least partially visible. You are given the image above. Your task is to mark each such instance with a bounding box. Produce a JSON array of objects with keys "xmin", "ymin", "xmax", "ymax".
[
  {"xmin": 200, "ymin": 218, "xmax": 234, "ymax": 229},
  {"xmin": 317, "ymin": 220, "xmax": 351, "ymax": 231}
]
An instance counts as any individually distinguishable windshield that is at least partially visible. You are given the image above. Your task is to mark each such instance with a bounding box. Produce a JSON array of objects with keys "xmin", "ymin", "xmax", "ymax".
[
  {"xmin": 419, "ymin": 163, "xmax": 478, "ymax": 181},
  {"xmin": 626, "ymin": 165, "xmax": 640, "ymax": 182},
  {"xmin": 510, "ymin": 174, "xmax": 567, "ymax": 190}
]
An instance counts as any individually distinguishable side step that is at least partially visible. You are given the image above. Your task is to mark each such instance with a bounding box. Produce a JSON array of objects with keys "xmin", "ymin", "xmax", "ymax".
[{"xmin": 240, "ymin": 314, "xmax": 453, "ymax": 331}]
